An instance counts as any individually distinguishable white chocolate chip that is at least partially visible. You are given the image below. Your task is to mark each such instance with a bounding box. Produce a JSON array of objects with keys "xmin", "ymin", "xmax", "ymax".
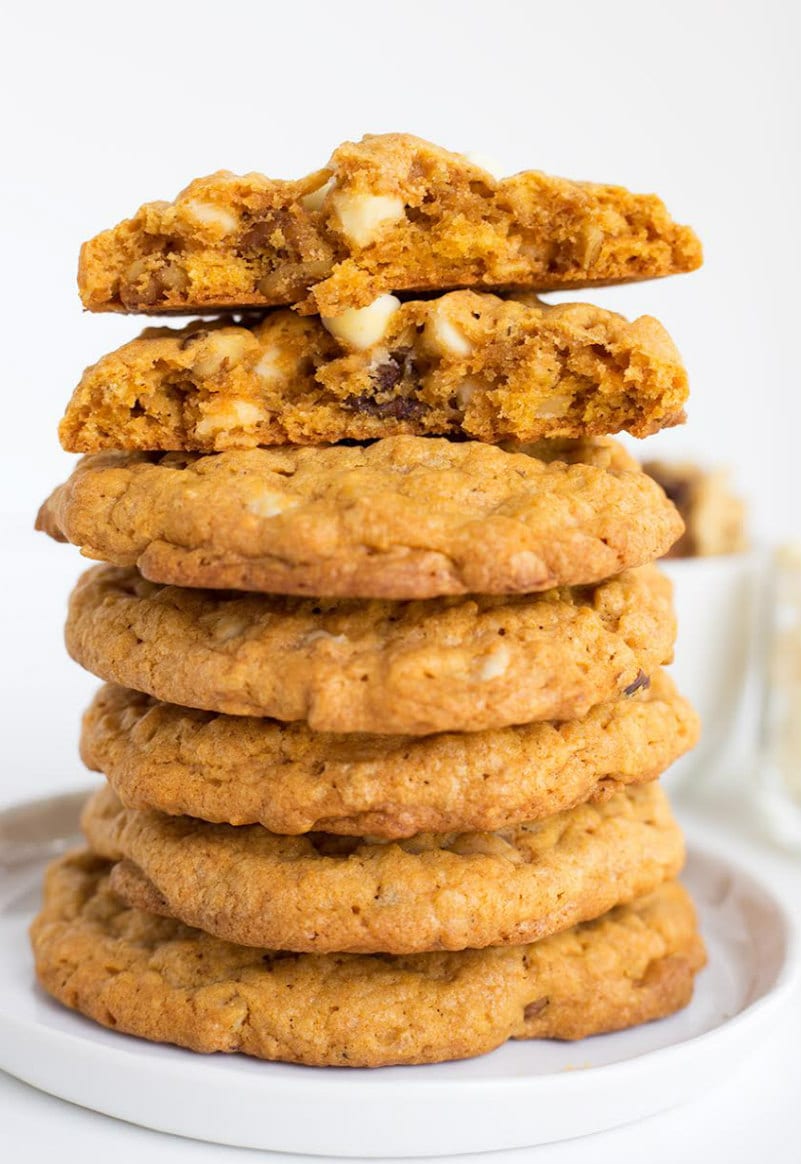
[
  {"xmin": 195, "ymin": 399, "xmax": 263, "ymax": 437},
  {"xmin": 194, "ymin": 412, "xmax": 224, "ymax": 438},
  {"xmin": 254, "ymin": 349, "xmax": 284, "ymax": 383},
  {"xmin": 425, "ymin": 308, "xmax": 473, "ymax": 357},
  {"xmin": 214, "ymin": 614, "xmax": 250, "ymax": 643},
  {"xmin": 246, "ymin": 489, "xmax": 302, "ymax": 518},
  {"xmin": 193, "ymin": 331, "xmax": 253, "ymax": 377},
  {"xmin": 330, "ymin": 190, "xmax": 406, "ymax": 246},
  {"xmin": 322, "ymin": 294, "xmax": 401, "ymax": 351},
  {"xmin": 479, "ymin": 644, "xmax": 510, "ymax": 681},
  {"xmin": 464, "ymin": 152, "xmax": 506, "ymax": 181},
  {"xmin": 229, "ymin": 400, "xmax": 262, "ymax": 425},
  {"xmin": 183, "ymin": 199, "xmax": 239, "ymax": 235},
  {"xmin": 303, "ymin": 630, "xmax": 349, "ymax": 646},
  {"xmin": 455, "ymin": 378, "xmax": 481, "ymax": 409},
  {"xmin": 534, "ymin": 394, "xmax": 573, "ymax": 418},
  {"xmin": 300, "ymin": 174, "xmax": 336, "ymax": 211}
]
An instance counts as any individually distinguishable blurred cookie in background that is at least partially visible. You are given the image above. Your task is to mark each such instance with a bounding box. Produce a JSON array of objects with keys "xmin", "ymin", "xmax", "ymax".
[{"xmin": 643, "ymin": 460, "xmax": 747, "ymax": 558}]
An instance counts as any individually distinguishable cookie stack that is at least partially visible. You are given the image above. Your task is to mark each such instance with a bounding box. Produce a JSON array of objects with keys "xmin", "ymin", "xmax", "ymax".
[{"xmin": 31, "ymin": 134, "xmax": 706, "ymax": 1067}]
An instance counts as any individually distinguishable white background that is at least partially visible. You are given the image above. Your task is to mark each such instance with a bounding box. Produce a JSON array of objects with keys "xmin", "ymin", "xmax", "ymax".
[{"xmin": 1, "ymin": 1, "xmax": 799, "ymax": 1160}]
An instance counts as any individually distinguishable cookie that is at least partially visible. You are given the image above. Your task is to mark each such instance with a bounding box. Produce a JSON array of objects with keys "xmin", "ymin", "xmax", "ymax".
[
  {"xmin": 81, "ymin": 671, "xmax": 699, "ymax": 838},
  {"xmin": 37, "ymin": 437, "xmax": 683, "ymax": 599},
  {"xmin": 65, "ymin": 564, "xmax": 675, "ymax": 733},
  {"xmin": 59, "ymin": 292, "xmax": 688, "ymax": 452},
  {"xmin": 643, "ymin": 460, "xmax": 747, "ymax": 558},
  {"xmin": 81, "ymin": 782, "xmax": 683, "ymax": 954},
  {"xmin": 31, "ymin": 851, "xmax": 706, "ymax": 1065},
  {"xmin": 78, "ymin": 133, "xmax": 702, "ymax": 316},
  {"xmin": 31, "ymin": 852, "xmax": 707, "ymax": 1066}
]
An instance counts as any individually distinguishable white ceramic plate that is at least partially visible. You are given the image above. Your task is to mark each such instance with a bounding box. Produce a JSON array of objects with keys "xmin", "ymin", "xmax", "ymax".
[
  {"xmin": 0, "ymin": 790, "xmax": 797, "ymax": 1158},
  {"xmin": 659, "ymin": 552, "xmax": 762, "ymax": 790}
]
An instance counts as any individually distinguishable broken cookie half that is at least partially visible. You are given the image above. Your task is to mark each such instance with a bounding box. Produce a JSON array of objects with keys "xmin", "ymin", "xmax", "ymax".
[
  {"xmin": 78, "ymin": 132, "xmax": 702, "ymax": 317},
  {"xmin": 61, "ymin": 290, "xmax": 688, "ymax": 451}
]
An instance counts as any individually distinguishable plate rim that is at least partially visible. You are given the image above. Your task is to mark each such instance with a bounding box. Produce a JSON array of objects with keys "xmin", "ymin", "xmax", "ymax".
[{"xmin": 0, "ymin": 789, "xmax": 799, "ymax": 1155}]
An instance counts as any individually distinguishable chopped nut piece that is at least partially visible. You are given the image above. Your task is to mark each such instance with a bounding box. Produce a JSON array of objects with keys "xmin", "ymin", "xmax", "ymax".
[
  {"xmin": 523, "ymin": 997, "xmax": 550, "ymax": 1022},
  {"xmin": 623, "ymin": 670, "xmax": 651, "ymax": 697}
]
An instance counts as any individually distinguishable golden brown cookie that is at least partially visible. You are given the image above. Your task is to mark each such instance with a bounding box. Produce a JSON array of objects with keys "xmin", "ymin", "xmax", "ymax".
[
  {"xmin": 65, "ymin": 564, "xmax": 675, "ymax": 733},
  {"xmin": 78, "ymin": 134, "xmax": 702, "ymax": 317},
  {"xmin": 81, "ymin": 671, "xmax": 698, "ymax": 838},
  {"xmin": 60, "ymin": 292, "xmax": 688, "ymax": 452},
  {"xmin": 37, "ymin": 437, "xmax": 683, "ymax": 599},
  {"xmin": 31, "ymin": 850, "xmax": 706, "ymax": 1065},
  {"xmin": 81, "ymin": 782, "xmax": 683, "ymax": 954}
]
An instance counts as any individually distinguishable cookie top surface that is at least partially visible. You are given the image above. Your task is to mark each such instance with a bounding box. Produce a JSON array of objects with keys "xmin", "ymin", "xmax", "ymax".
[
  {"xmin": 82, "ymin": 782, "xmax": 684, "ymax": 954},
  {"xmin": 82, "ymin": 672, "xmax": 699, "ymax": 838},
  {"xmin": 65, "ymin": 563, "xmax": 675, "ymax": 733},
  {"xmin": 31, "ymin": 851, "xmax": 705, "ymax": 1066},
  {"xmin": 78, "ymin": 133, "xmax": 702, "ymax": 316},
  {"xmin": 38, "ymin": 437, "xmax": 683, "ymax": 599},
  {"xmin": 60, "ymin": 292, "xmax": 688, "ymax": 452}
]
